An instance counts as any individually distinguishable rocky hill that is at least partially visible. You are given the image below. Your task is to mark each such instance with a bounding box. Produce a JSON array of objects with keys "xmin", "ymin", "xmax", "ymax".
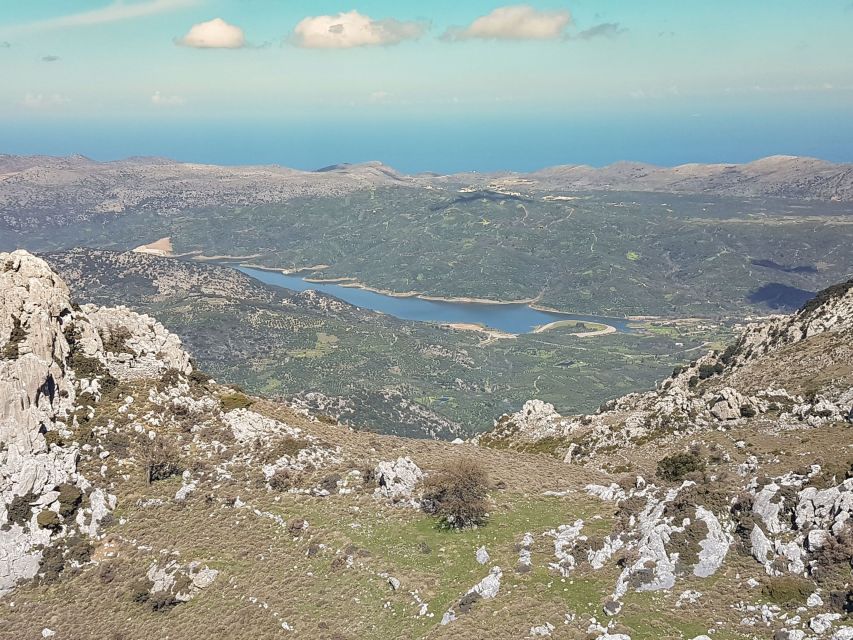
[
  {"xmin": 525, "ymin": 156, "xmax": 853, "ymax": 202},
  {"xmin": 1, "ymin": 250, "xmax": 852, "ymax": 640},
  {"xmin": 2, "ymin": 154, "xmax": 852, "ymax": 231}
]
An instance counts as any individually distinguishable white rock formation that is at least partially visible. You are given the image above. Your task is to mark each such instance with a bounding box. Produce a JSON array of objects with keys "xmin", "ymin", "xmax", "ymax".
[
  {"xmin": 1, "ymin": 251, "xmax": 195, "ymax": 596},
  {"xmin": 373, "ymin": 457, "xmax": 423, "ymax": 505}
]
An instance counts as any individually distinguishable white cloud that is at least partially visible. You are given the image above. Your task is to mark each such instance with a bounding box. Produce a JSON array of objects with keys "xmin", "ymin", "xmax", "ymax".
[
  {"xmin": 19, "ymin": 92, "xmax": 71, "ymax": 109},
  {"xmin": 442, "ymin": 5, "xmax": 571, "ymax": 41},
  {"xmin": 4, "ymin": 0, "xmax": 199, "ymax": 34},
  {"xmin": 292, "ymin": 11, "xmax": 427, "ymax": 49},
  {"xmin": 176, "ymin": 17, "xmax": 245, "ymax": 49},
  {"xmin": 151, "ymin": 90, "xmax": 186, "ymax": 106}
]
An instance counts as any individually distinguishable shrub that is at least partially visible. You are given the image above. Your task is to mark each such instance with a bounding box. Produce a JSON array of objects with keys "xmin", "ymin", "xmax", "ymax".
[
  {"xmin": 56, "ymin": 483, "xmax": 83, "ymax": 518},
  {"xmin": 220, "ymin": 393, "xmax": 253, "ymax": 412},
  {"xmin": 421, "ymin": 458, "xmax": 489, "ymax": 529},
  {"xmin": 37, "ymin": 545, "xmax": 66, "ymax": 584},
  {"xmin": 2, "ymin": 315, "xmax": 26, "ymax": 360},
  {"xmin": 99, "ymin": 325, "xmax": 133, "ymax": 354},
  {"xmin": 698, "ymin": 363, "xmax": 717, "ymax": 380},
  {"xmin": 69, "ymin": 352, "xmax": 119, "ymax": 397},
  {"xmin": 36, "ymin": 509, "xmax": 62, "ymax": 532},
  {"xmin": 657, "ymin": 452, "xmax": 705, "ymax": 482},
  {"xmin": 317, "ymin": 473, "xmax": 340, "ymax": 494},
  {"xmin": 6, "ymin": 492, "xmax": 37, "ymax": 527},
  {"xmin": 762, "ymin": 576, "xmax": 814, "ymax": 605},
  {"xmin": 811, "ymin": 524, "xmax": 853, "ymax": 584},
  {"xmin": 141, "ymin": 438, "xmax": 184, "ymax": 484},
  {"xmin": 188, "ymin": 368, "xmax": 212, "ymax": 386}
]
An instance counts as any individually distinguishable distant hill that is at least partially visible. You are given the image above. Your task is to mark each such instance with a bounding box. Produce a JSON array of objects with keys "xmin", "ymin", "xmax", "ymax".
[{"xmin": 1, "ymin": 155, "xmax": 852, "ymax": 230}]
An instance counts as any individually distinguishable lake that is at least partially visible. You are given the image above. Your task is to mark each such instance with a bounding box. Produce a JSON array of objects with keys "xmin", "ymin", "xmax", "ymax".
[{"xmin": 238, "ymin": 267, "xmax": 634, "ymax": 335}]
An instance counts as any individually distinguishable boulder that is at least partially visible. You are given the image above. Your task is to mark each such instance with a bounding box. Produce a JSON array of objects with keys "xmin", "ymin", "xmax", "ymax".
[{"xmin": 373, "ymin": 457, "xmax": 423, "ymax": 505}]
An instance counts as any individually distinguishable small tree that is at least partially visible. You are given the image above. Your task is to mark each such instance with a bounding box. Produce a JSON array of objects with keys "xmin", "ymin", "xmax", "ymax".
[{"xmin": 421, "ymin": 458, "xmax": 489, "ymax": 529}]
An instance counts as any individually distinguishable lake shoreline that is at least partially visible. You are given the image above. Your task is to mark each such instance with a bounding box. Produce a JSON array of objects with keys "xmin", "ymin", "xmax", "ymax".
[{"xmin": 236, "ymin": 263, "xmax": 636, "ymax": 320}]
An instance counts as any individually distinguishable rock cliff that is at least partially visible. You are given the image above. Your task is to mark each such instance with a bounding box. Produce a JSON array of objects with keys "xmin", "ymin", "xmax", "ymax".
[{"xmin": 0, "ymin": 250, "xmax": 191, "ymax": 595}]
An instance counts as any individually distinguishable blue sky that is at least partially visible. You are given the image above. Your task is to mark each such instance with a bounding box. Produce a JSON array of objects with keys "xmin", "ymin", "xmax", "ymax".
[{"xmin": 1, "ymin": 1, "xmax": 852, "ymax": 172}]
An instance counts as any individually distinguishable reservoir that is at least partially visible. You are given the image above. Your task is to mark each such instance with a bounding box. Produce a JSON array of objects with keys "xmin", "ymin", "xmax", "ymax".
[{"xmin": 238, "ymin": 267, "xmax": 634, "ymax": 335}]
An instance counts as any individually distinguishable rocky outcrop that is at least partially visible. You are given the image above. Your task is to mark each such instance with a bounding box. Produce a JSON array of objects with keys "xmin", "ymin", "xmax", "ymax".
[
  {"xmin": 374, "ymin": 457, "xmax": 423, "ymax": 506},
  {"xmin": 146, "ymin": 559, "xmax": 219, "ymax": 603},
  {"xmin": 484, "ymin": 279, "xmax": 853, "ymax": 459},
  {"xmin": 84, "ymin": 305, "xmax": 192, "ymax": 379},
  {"xmin": 0, "ymin": 250, "xmax": 196, "ymax": 597}
]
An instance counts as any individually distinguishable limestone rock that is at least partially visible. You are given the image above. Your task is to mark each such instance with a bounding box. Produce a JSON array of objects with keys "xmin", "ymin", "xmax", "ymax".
[
  {"xmin": 693, "ymin": 507, "xmax": 732, "ymax": 578},
  {"xmin": 476, "ymin": 545, "xmax": 490, "ymax": 565},
  {"xmin": 84, "ymin": 304, "xmax": 192, "ymax": 379},
  {"xmin": 373, "ymin": 457, "xmax": 423, "ymax": 505}
]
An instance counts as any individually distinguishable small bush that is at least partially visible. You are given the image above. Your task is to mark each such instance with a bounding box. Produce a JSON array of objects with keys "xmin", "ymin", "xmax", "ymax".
[
  {"xmin": 141, "ymin": 438, "xmax": 184, "ymax": 484},
  {"xmin": 269, "ymin": 469, "xmax": 296, "ymax": 492},
  {"xmin": 220, "ymin": 393, "xmax": 253, "ymax": 412},
  {"xmin": 36, "ymin": 509, "xmax": 62, "ymax": 532},
  {"xmin": 421, "ymin": 458, "xmax": 489, "ymax": 529},
  {"xmin": 762, "ymin": 576, "xmax": 814, "ymax": 605},
  {"xmin": 56, "ymin": 483, "xmax": 83, "ymax": 518},
  {"xmin": 319, "ymin": 473, "xmax": 341, "ymax": 494},
  {"xmin": 156, "ymin": 368, "xmax": 184, "ymax": 391},
  {"xmin": 6, "ymin": 492, "xmax": 37, "ymax": 527},
  {"xmin": 70, "ymin": 352, "xmax": 119, "ymax": 397},
  {"xmin": 188, "ymin": 368, "xmax": 212, "ymax": 386},
  {"xmin": 37, "ymin": 545, "xmax": 66, "ymax": 584},
  {"xmin": 657, "ymin": 452, "xmax": 705, "ymax": 482},
  {"xmin": 99, "ymin": 325, "xmax": 133, "ymax": 354},
  {"xmin": 811, "ymin": 524, "xmax": 853, "ymax": 584},
  {"xmin": 2, "ymin": 315, "xmax": 26, "ymax": 360},
  {"xmin": 698, "ymin": 363, "xmax": 717, "ymax": 380}
]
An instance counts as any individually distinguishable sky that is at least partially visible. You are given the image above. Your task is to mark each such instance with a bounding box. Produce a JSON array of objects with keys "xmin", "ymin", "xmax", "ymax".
[{"xmin": 1, "ymin": 0, "xmax": 852, "ymax": 172}]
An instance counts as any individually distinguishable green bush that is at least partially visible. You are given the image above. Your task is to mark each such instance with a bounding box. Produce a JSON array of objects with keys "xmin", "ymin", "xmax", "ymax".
[
  {"xmin": 141, "ymin": 438, "xmax": 184, "ymax": 484},
  {"xmin": 36, "ymin": 509, "xmax": 62, "ymax": 532},
  {"xmin": 220, "ymin": 393, "xmax": 254, "ymax": 412},
  {"xmin": 657, "ymin": 452, "xmax": 705, "ymax": 482},
  {"xmin": 56, "ymin": 483, "xmax": 83, "ymax": 518},
  {"xmin": 2, "ymin": 315, "xmax": 26, "ymax": 360},
  {"xmin": 99, "ymin": 325, "xmax": 133, "ymax": 354},
  {"xmin": 762, "ymin": 576, "xmax": 814, "ymax": 605},
  {"xmin": 421, "ymin": 458, "xmax": 489, "ymax": 529},
  {"xmin": 6, "ymin": 492, "xmax": 37, "ymax": 527}
]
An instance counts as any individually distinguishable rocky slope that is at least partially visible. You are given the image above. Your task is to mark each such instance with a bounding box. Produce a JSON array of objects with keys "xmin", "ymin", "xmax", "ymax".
[
  {"xmin": 1, "ymin": 251, "xmax": 851, "ymax": 640},
  {"xmin": 1, "ymin": 249, "xmax": 190, "ymax": 595}
]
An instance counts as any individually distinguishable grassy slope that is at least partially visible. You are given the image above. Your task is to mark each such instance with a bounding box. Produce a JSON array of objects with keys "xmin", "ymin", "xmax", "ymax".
[{"xmin": 7, "ymin": 375, "xmax": 850, "ymax": 640}]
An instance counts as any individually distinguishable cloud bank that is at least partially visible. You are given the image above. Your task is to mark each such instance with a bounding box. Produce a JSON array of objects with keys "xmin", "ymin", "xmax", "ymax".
[
  {"xmin": 292, "ymin": 11, "xmax": 427, "ymax": 49},
  {"xmin": 176, "ymin": 18, "xmax": 245, "ymax": 49},
  {"xmin": 442, "ymin": 5, "xmax": 571, "ymax": 42}
]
